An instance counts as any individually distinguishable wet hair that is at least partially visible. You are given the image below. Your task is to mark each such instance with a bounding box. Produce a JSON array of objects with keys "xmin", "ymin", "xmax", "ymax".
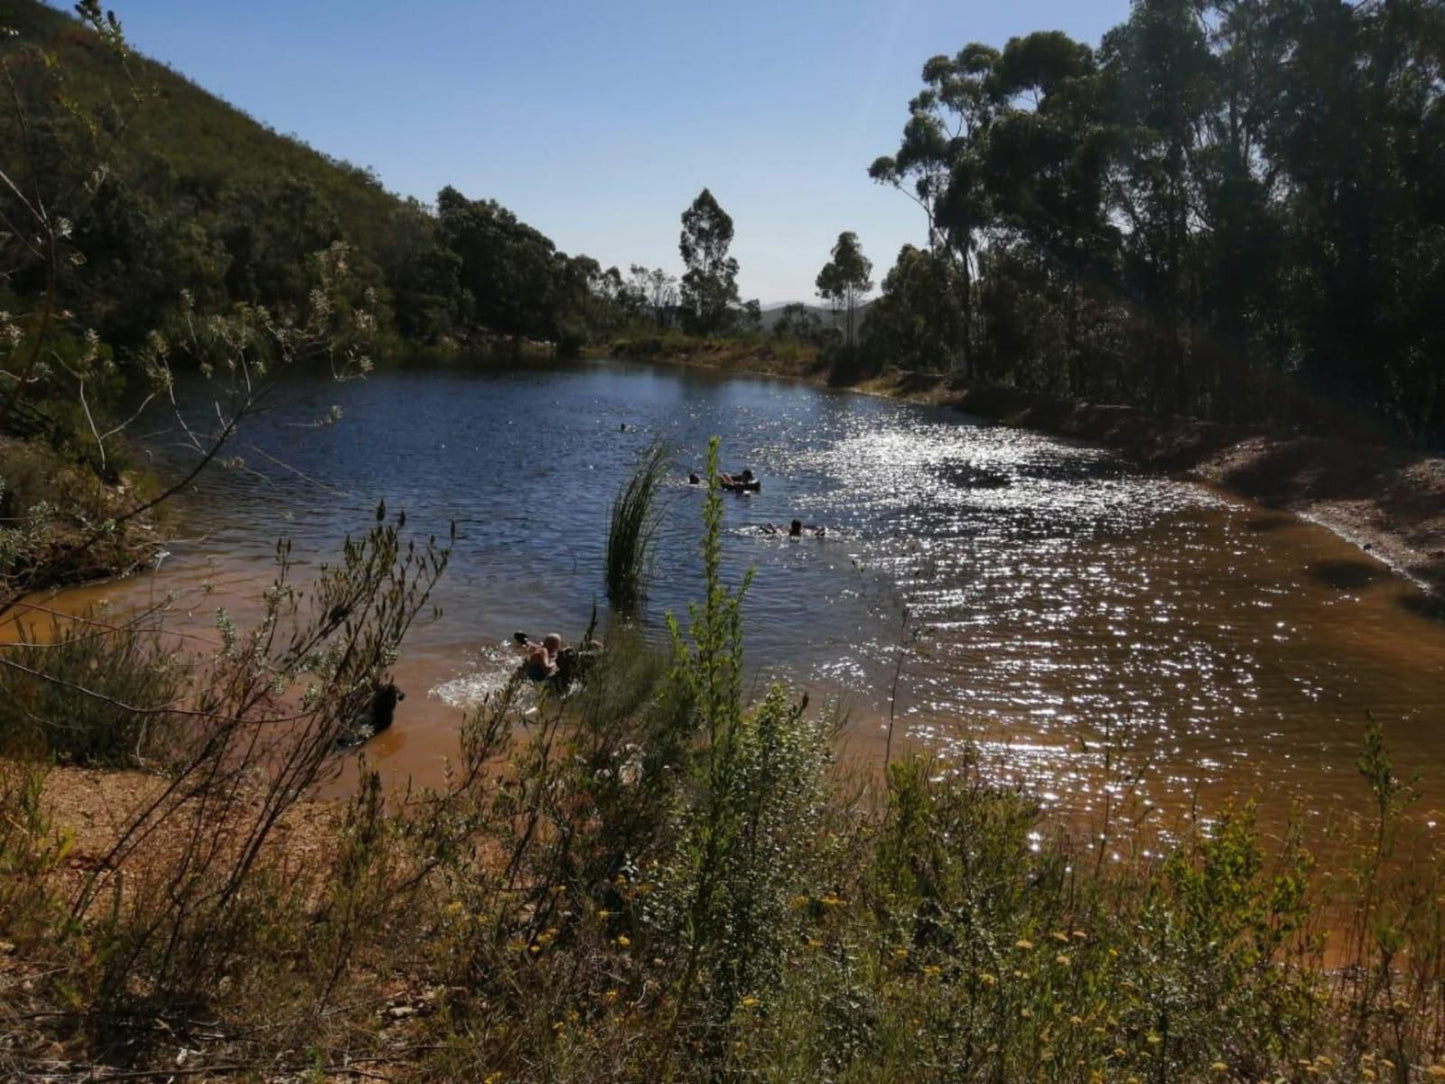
[
  {"xmin": 741, "ymin": 469, "xmax": 754, "ymax": 481},
  {"xmin": 689, "ymin": 473, "xmax": 701, "ymax": 484},
  {"xmin": 790, "ymin": 519, "xmax": 802, "ymax": 536}
]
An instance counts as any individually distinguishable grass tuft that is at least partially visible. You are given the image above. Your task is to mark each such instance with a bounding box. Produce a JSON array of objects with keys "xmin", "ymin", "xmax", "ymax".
[{"xmin": 605, "ymin": 439, "xmax": 669, "ymax": 613}]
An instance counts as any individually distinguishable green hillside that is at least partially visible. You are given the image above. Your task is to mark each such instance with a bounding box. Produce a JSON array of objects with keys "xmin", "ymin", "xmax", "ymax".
[
  {"xmin": 1, "ymin": 1, "xmax": 401, "ymax": 244},
  {"xmin": 0, "ymin": 0, "xmax": 644, "ymax": 354}
]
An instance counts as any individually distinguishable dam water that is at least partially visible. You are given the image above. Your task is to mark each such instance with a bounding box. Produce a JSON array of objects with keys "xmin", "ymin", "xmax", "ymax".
[{"xmin": 15, "ymin": 358, "xmax": 1445, "ymax": 847}]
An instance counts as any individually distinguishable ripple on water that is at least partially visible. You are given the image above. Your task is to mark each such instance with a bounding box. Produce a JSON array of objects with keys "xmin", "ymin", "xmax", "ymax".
[{"xmin": 43, "ymin": 360, "xmax": 1445, "ymax": 841}]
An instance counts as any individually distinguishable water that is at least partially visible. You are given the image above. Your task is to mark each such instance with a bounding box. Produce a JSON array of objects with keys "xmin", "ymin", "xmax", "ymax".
[{"xmin": 15, "ymin": 358, "xmax": 1445, "ymax": 838}]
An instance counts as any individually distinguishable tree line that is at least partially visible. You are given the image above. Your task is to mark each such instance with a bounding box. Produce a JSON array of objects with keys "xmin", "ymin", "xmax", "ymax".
[
  {"xmin": 855, "ymin": 0, "xmax": 1445, "ymax": 443},
  {"xmin": 5, "ymin": 0, "xmax": 1443, "ymax": 448}
]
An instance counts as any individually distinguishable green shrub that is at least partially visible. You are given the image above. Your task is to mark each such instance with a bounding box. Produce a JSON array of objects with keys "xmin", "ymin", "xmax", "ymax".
[{"xmin": 0, "ymin": 610, "xmax": 187, "ymax": 766}]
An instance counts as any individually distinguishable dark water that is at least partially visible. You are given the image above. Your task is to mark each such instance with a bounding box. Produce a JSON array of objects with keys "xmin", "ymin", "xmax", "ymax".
[{"xmin": 22, "ymin": 359, "xmax": 1445, "ymax": 843}]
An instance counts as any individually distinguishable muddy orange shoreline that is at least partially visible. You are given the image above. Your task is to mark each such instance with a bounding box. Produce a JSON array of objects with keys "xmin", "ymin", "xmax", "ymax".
[{"xmin": 622, "ymin": 349, "xmax": 1445, "ymax": 598}]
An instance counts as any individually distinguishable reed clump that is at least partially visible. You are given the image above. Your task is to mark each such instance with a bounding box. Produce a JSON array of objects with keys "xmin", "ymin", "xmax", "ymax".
[{"xmin": 605, "ymin": 439, "xmax": 669, "ymax": 613}]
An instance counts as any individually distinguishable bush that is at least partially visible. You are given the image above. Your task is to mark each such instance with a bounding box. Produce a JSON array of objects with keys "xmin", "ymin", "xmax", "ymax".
[{"xmin": 0, "ymin": 610, "xmax": 187, "ymax": 766}]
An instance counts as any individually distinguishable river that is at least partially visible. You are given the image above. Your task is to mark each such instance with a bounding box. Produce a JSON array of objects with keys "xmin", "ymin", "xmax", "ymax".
[{"xmin": 14, "ymin": 358, "xmax": 1445, "ymax": 848}]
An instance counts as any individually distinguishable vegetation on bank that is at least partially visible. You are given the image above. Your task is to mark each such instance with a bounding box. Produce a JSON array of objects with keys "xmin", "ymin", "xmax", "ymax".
[
  {"xmin": 3, "ymin": 451, "xmax": 1445, "ymax": 1082},
  {"xmin": 861, "ymin": 1, "xmax": 1445, "ymax": 444}
]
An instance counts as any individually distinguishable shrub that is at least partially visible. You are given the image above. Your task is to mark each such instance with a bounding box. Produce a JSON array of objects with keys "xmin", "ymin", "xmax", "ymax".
[{"xmin": 0, "ymin": 609, "xmax": 187, "ymax": 766}]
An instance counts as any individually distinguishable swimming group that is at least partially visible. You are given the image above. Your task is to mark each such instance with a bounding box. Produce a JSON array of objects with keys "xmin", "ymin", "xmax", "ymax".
[
  {"xmin": 509, "ymin": 467, "xmax": 825, "ymax": 692},
  {"xmin": 685, "ymin": 468, "xmax": 827, "ymax": 538}
]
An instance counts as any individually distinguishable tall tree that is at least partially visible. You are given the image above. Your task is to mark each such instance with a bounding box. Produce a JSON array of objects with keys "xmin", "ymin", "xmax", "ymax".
[
  {"xmin": 1100, "ymin": 0, "xmax": 1215, "ymax": 410},
  {"xmin": 984, "ymin": 30, "xmax": 1116, "ymax": 393},
  {"xmin": 815, "ymin": 231, "xmax": 874, "ymax": 347},
  {"xmin": 871, "ymin": 44, "xmax": 1002, "ymax": 374},
  {"xmin": 678, "ymin": 189, "xmax": 740, "ymax": 335}
]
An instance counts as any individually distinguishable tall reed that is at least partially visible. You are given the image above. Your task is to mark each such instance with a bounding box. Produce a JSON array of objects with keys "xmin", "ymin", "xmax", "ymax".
[{"xmin": 605, "ymin": 439, "xmax": 669, "ymax": 613}]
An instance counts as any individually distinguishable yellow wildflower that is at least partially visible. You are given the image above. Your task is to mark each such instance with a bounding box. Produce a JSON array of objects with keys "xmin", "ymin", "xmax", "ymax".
[
  {"xmin": 1015, "ymin": 939, "xmax": 1034, "ymax": 951},
  {"xmin": 615, "ymin": 935, "xmax": 631, "ymax": 948},
  {"xmin": 893, "ymin": 947, "xmax": 909, "ymax": 960},
  {"xmin": 1210, "ymin": 1062, "xmax": 1227, "ymax": 1072},
  {"xmin": 741, "ymin": 996, "xmax": 759, "ymax": 1009},
  {"xmin": 1055, "ymin": 953, "xmax": 1071, "ymax": 967}
]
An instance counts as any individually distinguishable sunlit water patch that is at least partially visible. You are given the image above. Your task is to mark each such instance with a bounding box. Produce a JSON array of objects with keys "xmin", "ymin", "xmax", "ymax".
[{"xmin": 17, "ymin": 358, "xmax": 1445, "ymax": 833}]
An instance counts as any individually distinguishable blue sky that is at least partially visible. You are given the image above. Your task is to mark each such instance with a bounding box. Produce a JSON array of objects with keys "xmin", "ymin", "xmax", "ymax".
[{"xmin": 104, "ymin": 0, "xmax": 1130, "ymax": 304}]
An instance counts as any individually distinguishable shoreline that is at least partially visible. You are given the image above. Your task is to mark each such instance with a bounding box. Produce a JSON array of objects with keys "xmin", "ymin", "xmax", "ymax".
[{"xmin": 612, "ymin": 347, "xmax": 1445, "ymax": 598}]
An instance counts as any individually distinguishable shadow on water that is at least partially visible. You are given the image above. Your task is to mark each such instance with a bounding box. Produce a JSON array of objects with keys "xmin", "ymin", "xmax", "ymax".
[
  {"xmin": 1245, "ymin": 514, "xmax": 1298, "ymax": 533},
  {"xmin": 1399, "ymin": 590, "xmax": 1445, "ymax": 623},
  {"xmin": 1306, "ymin": 557, "xmax": 1390, "ymax": 590}
]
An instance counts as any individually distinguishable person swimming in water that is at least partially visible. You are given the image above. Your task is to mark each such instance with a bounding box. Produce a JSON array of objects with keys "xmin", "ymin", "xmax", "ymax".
[
  {"xmin": 518, "ymin": 632, "xmax": 562, "ymax": 682},
  {"xmin": 516, "ymin": 631, "xmax": 604, "ymax": 690},
  {"xmin": 760, "ymin": 519, "xmax": 826, "ymax": 538}
]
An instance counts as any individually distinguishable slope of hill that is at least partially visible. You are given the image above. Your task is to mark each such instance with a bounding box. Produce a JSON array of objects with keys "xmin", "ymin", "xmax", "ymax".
[
  {"xmin": 0, "ymin": 1, "xmax": 621, "ymax": 354},
  {"xmin": 758, "ymin": 300, "xmax": 871, "ymax": 333},
  {"xmin": 2, "ymin": 1, "xmax": 403, "ymax": 256}
]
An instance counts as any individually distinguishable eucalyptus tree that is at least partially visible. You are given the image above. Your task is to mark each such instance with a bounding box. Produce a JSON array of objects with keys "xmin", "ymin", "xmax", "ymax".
[
  {"xmin": 679, "ymin": 189, "xmax": 740, "ymax": 335},
  {"xmin": 861, "ymin": 243, "xmax": 967, "ymax": 372},
  {"xmin": 1099, "ymin": 0, "xmax": 1215, "ymax": 411},
  {"xmin": 983, "ymin": 31, "xmax": 1117, "ymax": 394},
  {"xmin": 815, "ymin": 231, "xmax": 873, "ymax": 348},
  {"xmin": 871, "ymin": 44, "xmax": 1002, "ymax": 374}
]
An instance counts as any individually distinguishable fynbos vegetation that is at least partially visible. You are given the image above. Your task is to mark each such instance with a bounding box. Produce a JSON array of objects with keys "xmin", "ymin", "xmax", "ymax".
[{"xmin": 3, "ymin": 454, "xmax": 1445, "ymax": 1080}]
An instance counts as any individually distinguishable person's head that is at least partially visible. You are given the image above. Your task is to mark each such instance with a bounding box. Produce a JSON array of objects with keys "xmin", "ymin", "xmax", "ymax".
[
  {"xmin": 789, "ymin": 519, "xmax": 802, "ymax": 537},
  {"xmin": 689, "ymin": 473, "xmax": 700, "ymax": 484},
  {"xmin": 741, "ymin": 469, "xmax": 754, "ymax": 481},
  {"xmin": 543, "ymin": 633, "xmax": 562, "ymax": 654}
]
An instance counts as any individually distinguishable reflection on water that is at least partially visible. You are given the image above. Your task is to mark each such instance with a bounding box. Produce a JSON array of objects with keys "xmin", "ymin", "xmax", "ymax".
[{"xmin": 11, "ymin": 358, "xmax": 1445, "ymax": 838}]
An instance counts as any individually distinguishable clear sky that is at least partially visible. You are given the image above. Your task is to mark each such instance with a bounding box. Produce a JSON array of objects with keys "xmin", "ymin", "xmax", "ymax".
[{"xmin": 101, "ymin": 0, "xmax": 1130, "ymax": 305}]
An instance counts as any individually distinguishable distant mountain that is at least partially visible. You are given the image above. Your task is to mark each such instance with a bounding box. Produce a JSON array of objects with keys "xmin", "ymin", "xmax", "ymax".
[{"xmin": 758, "ymin": 300, "xmax": 871, "ymax": 332}]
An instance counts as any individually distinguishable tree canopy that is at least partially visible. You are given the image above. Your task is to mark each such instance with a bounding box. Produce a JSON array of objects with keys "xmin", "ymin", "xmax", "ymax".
[
  {"xmin": 678, "ymin": 189, "xmax": 741, "ymax": 335},
  {"xmin": 864, "ymin": 0, "xmax": 1445, "ymax": 443}
]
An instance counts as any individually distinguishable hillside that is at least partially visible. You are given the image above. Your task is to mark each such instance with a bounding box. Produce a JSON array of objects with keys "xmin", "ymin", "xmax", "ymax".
[
  {"xmin": 0, "ymin": 1, "xmax": 632, "ymax": 354},
  {"xmin": 2, "ymin": 1, "xmax": 403, "ymax": 264},
  {"xmin": 758, "ymin": 299, "xmax": 872, "ymax": 334}
]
